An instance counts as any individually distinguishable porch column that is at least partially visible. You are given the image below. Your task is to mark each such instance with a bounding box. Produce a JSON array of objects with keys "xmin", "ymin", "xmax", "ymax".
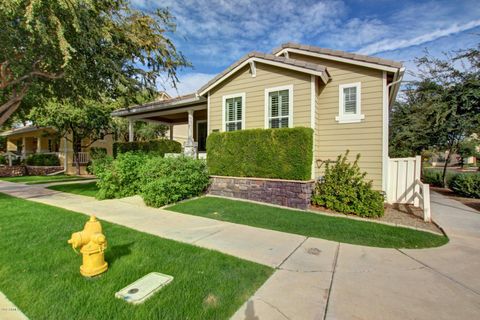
[
  {"xmin": 187, "ymin": 109, "xmax": 194, "ymax": 145},
  {"xmin": 21, "ymin": 136, "xmax": 26, "ymax": 158},
  {"xmin": 36, "ymin": 137, "xmax": 42, "ymax": 153},
  {"xmin": 169, "ymin": 124, "xmax": 174, "ymax": 140},
  {"xmin": 184, "ymin": 109, "xmax": 195, "ymax": 157},
  {"xmin": 128, "ymin": 119, "xmax": 134, "ymax": 142}
]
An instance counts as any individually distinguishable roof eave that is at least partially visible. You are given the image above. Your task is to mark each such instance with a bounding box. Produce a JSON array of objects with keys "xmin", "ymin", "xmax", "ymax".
[
  {"xmin": 111, "ymin": 96, "xmax": 206, "ymax": 118},
  {"xmin": 198, "ymin": 56, "xmax": 329, "ymax": 96},
  {"xmin": 275, "ymin": 47, "xmax": 402, "ymax": 73}
]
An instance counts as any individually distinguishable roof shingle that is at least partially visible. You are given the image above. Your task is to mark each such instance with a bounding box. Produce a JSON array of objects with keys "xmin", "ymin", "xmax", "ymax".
[{"xmin": 272, "ymin": 43, "xmax": 403, "ymax": 69}]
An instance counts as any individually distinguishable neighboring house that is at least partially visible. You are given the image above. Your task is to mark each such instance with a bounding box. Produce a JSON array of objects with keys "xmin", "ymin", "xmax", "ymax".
[
  {"xmin": 0, "ymin": 126, "xmax": 113, "ymax": 174},
  {"xmin": 112, "ymin": 43, "xmax": 404, "ymax": 191}
]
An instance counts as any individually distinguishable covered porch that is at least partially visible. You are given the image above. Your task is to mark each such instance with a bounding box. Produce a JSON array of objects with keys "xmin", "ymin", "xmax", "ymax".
[
  {"xmin": 112, "ymin": 94, "xmax": 208, "ymax": 156},
  {"xmin": 1, "ymin": 126, "xmax": 60, "ymax": 159}
]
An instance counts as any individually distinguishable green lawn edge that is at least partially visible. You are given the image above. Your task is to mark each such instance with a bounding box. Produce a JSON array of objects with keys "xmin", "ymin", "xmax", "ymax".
[
  {"xmin": 0, "ymin": 175, "xmax": 91, "ymax": 185},
  {"xmin": 0, "ymin": 193, "xmax": 272, "ymax": 320},
  {"xmin": 167, "ymin": 196, "xmax": 449, "ymax": 249},
  {"xmin": 47, "ymin": 181, "xmax": 99, "ymax": 197}
]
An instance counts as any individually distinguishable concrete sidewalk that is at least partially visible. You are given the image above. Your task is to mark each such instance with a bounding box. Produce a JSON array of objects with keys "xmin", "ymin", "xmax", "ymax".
[
  {"xmin": 1, "ymin": 181, "xmax": 480, "ymax": 319},
  {"xmin": 0, "ymin": 292, "xmax": 28, "ymax": 320}
]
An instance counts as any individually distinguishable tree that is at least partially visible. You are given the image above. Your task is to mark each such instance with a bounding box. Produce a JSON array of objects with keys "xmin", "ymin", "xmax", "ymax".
[
  {"xmin": 31, "ymin": 98, "xmax": 114, "ymax": 174},
  {"xmin": 390, "ymin": 43, "xmax": 480, "ymax": 186},
  {"xmin": 457, "ymin": 138, "xmax": 480, "ymax": 167},
  {"xmin": 0, "ymin": 0, "xmax": 188, "ymax": 125},
  {"xmin": 113, "ymin": 118, "xmax": 168, "ymax": 142}
]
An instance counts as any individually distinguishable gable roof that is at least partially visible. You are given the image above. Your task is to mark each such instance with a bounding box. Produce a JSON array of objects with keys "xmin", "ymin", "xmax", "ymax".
[
  {"xmin": 0, "ymin": 125, "xmax": 54, "ymax": 137},
  {"xmin": 273, "ymin": 42, "xmax": 403, "ymax": 71},
  {"xmin": 197, "ymin": 51, "xmax": 330, "ymax": 96}
]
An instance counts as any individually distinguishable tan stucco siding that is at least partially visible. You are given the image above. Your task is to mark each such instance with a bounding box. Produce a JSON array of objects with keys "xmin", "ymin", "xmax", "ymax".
[
  {"xmin": 209, "ymin": 63, "xmax": 312, "ymax": 132},
  {"xmin": 289, "ymin": 53, "xmax": 385, "ymax": 190}
]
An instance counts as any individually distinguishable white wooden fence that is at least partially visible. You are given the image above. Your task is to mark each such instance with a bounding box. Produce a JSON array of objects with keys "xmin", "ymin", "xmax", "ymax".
[
  {"xmin": 75, "ymin": 152, "xmax": 90, "ymax": 164},
  {"xmin": 387, "ymin": 155, "xmax": 431, "ymax": 222}
]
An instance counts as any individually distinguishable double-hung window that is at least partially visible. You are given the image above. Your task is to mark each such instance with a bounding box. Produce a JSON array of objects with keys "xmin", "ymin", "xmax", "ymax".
[
  {"xmin": 265, "ymin": 85, "xmax": 293, "ymax": 128},
  {"xmin": 223, "ymin": 93, "xmax": 245, "ymax": 132},
  {"xmin": 336, "ymin": 82, "xmax": 364, "ymax": 123}
]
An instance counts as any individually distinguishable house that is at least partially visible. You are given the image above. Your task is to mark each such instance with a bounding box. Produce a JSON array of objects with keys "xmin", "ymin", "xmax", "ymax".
[
  {"xmin": 112, "ymin": 43, "xmax": 404, "ymax": 192},
  {"xmin": 0, "ymin": 126, "xmax": 113, "ymax": 174}
]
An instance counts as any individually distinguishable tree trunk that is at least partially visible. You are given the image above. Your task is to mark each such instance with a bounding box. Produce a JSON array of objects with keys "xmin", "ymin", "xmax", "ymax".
[
  {"xmin": 73, "ymin": 135, "xmax": 82, "ymax": 176},
  {"xmin": 442, "ymin": 149, "xmax": 453, "ymax": 188}
]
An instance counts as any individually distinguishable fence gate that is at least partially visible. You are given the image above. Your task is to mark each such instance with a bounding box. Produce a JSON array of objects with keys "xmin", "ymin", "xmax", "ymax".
[{"xmin": 387, "ymin": 156, "xmax": 421, "ymax": 204}]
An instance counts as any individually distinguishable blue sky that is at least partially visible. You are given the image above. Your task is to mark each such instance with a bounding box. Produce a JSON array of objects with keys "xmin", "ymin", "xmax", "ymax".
[{"xmin": 131, "ymin": 0, "xmax": 480, "ymax": 96}]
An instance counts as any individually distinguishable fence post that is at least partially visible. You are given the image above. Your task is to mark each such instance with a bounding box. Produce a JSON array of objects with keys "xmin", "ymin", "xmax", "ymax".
[
  {"xmin": 423, "ymin": 184, "xmax": 431, "ymax": 222},
  {"xmin": 414, "ymin": 155, "xmax": 421, "ymax": 207}
]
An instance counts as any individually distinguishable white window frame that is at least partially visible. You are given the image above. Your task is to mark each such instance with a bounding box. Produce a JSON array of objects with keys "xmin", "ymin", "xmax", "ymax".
[
  {"xmin": 264, "ymin": 84, "xmax": 294, "ymax": 129},
  {"xmin": 335, "ymin": 82, "xmax": 365, "ymax": 123},
  {"xmin": 222, "ymin": 92, "xmax": 246, "ymax": 132}
]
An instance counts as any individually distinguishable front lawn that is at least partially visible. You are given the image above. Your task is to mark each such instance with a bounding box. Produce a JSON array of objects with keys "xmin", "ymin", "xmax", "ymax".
[
  {"xmin": 0, "ymin": 193, "xmax": 272, "ymax": 319},
  {"xmin": 48, "ymin": 181, "xmax": 99, "ymax": 197},
  {"xmin": 167, "ymin": 197, "xmax": 448, "ymax": 249},
  {"xmin": 0, "ymin": 174, "xmax": 90, "ymax": 185}
]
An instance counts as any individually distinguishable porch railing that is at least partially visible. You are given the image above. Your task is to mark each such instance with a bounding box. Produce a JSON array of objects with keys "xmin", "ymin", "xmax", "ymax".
[{"xmin": 74, "ymin": 152, "xmax": 91, "ymax": 164}]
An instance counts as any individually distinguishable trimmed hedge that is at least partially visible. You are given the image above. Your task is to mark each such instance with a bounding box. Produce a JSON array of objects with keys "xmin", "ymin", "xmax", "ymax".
[
  {"xmin": 113, "ymin": 139, "xmax": 181, "ymax": 157},
  {"xmin": 25, "ymin": 153, "xmax": 60, "ymax": 166},
  {"xmin": 207, "ymin": 127, "xmax": 313, "ymax": 181},
  {"xmin": 449, "ymin": 173, "xmax": 480, "ymax": 198}
]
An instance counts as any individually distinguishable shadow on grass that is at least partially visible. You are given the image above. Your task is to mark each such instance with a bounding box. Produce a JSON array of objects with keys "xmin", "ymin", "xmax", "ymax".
[{"xmin": 106, "ymin": 242, "xmax": 134, "ymax": 266}]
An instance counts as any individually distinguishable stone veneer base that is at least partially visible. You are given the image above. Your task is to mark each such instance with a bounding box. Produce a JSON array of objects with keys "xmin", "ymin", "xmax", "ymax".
[
  {"xmin": 207, "ymin": 175, "xmax": 315, "ymax": 210},
  {"xmin": 0, "ymin": 165, "xmax": 64, "ymax": 177}
]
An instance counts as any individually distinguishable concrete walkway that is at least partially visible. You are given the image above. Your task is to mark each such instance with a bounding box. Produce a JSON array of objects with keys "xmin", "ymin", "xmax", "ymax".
[
  {"xmin": 1, "ymin": 181, "xmax": 479, "ymax": 319},
  {"xmin": 0, "ymin": 292, "xmax": 28, "ymax": 320}
]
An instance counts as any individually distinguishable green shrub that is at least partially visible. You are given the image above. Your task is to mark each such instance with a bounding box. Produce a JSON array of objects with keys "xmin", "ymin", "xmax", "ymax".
[
  {"xmin": 139, "ymin": 157, "xmax": 210, "ymax": 207},
  {"xmin": 87, "ymin": 147, "xmax": 108, "ymax": 174},
  {"xmin": 449, "ymin": 173, "xmax": 480, "ymax": 198},
  {"xmin": 93, "ymin": 152, "xmax": 149, "ymax": 199},
  {"xmin": 25, "ymin": 153, "xmax": 60, "ymax": 166},
  {"xmin": 311, "ymin": 151, "xmax": 384, "ymax": 218},
  {"xmin": 207, "ymin": 127, "xmax": 313, "ymax": 181},
  {"xmin": 0, "ymin": 155, "xmax": 6, "ymax": 165},
  {"xmin": 113, "ymin": 139, "xmax": 181, "ymax": 157},
  {"xmin": 422, "ymin": 169, "xmax": 455, "ymax": 187},
  {"xmin": 90, "ymin": 147, "xmax": 107, "ymax": 159}
]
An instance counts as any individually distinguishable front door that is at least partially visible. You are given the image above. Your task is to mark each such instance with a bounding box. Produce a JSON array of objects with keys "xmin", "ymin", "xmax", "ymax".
[{"xmin": 197, "ymin": 121, "xmax": 207, "ymax": 152}]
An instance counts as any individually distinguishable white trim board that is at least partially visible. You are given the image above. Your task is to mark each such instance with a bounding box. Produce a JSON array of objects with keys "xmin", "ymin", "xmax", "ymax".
[
  {"xmin": 264, "ymin": 84, "xmax": 294, "ymax": 129},
  {"xmin": 382, "ymin": 71, "xmax": 389, "ymax": 192},
  {"xmin": 198, "ymin": 57, "xmax": 328, "ymax": 96},
  {"xmin": 310, "ymin": 75, "xmax": 316, "ymax": 179},
  {"xmin": 275, "ymin": 48, "xmax": 400, "ymax": 73}
]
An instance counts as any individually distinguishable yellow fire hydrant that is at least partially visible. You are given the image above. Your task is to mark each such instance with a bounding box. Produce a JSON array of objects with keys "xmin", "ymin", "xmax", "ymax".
[{"xmin": 67, "ymin": 215, "xmax": 108, "ymax": 277}]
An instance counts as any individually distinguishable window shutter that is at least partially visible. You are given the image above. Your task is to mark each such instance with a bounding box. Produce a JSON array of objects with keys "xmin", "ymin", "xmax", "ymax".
[
  {"xmin": 234, "ymin": 97, "xmax": 242, "ymax": 121},
  {"xmin": 279, "ymin": 90, "xmax": 289, "ymax": 116},
  {"xmin": 343, "ymin": 87, "xmax": 357, "ymax": 114},
  {"xmin": 270, "ymin": 92, "xmax": 279, "ymax": 117}
]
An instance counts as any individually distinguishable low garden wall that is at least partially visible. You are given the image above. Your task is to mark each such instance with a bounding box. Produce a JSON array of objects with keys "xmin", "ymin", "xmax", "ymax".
[
  {"xmin": 0, "ymin": 165, "xmax": 27, "ymax": 177},
  {"xmin": 0, "ymin": 165, "xmax": 63, "ymax": 177},
  {"xmin": 208, "ymin": 176, "xmax": 315, "ymax": 209},
  {"xmin": 26, "ymin": 166, "xmax": 64, "ymax": 176}
]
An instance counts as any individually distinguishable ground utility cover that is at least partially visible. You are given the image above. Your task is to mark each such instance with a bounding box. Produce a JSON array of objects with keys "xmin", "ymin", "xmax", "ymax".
[{"xmin": 115, "ymin": 272, "xmax": 173, "ymax": 304}]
